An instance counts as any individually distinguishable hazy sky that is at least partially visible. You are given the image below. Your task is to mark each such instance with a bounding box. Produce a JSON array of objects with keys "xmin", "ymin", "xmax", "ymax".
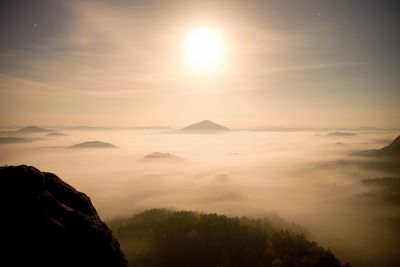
[{"xmin": 0, "ymin": 0, "xmax": 399, "ymax": 128}]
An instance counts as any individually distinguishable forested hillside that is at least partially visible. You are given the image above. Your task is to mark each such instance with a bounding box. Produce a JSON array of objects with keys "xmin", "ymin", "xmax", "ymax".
[{"xmin": 112, "ymin": 209, "xmax": 346, "ymax": 267}]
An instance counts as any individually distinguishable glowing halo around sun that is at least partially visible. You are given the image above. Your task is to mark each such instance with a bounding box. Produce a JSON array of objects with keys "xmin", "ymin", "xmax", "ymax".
[{"xmin": 184, "ymin": 27, "xmax": 225, "ymax": 74}]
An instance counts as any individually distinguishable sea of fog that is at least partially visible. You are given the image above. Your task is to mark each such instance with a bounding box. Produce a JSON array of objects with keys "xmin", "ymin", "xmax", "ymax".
[{"xmin": 1, "ymin": 129, "xmax": 399, "ymax": 267}]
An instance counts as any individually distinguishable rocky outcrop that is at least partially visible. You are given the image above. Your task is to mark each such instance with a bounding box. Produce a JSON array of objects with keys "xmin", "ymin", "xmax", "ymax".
[{"xmin": 0, "ymin": 165, "xmax": 127, "ymax": 267}]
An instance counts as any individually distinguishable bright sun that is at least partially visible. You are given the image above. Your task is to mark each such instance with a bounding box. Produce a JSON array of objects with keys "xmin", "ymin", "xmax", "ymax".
[{"xmin": 184, "ymin": 28, "xmax": 224, "ymax": 74}]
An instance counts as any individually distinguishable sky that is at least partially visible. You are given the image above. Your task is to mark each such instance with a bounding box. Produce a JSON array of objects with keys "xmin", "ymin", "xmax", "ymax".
[{"xmin": 0, "ymin": 0, "xmax": 399, "ymax": 129}]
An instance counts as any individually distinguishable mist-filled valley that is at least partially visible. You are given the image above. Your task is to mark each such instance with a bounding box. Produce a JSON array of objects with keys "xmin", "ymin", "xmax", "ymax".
[
  {"xmin": 1, "ymin": 126, "xmax": 399, "ymax": 267},
  {"xmin": 1, "ymin": 1, "xmax": 400, "ymax": 266}
]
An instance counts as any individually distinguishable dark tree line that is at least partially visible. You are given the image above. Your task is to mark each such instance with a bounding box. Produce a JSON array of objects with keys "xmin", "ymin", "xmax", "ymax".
[{"xmin": 111, "ymin": 209, "xmax": 347, "ymax": 267}]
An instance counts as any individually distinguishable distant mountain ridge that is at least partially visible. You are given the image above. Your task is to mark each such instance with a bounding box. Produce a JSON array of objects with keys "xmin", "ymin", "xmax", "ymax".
[
  {"xmin": 68, "ymin": 141, "xmax": 118, "ymax": 149},
  {"xmin": 0, "ymin": 125, "xmax": 52, "ymax": 136},
  {"xmin": 357, "ymin": 135, "xmax": 400, "ymax": 158},
  {"xmin": 180, "ymin": 120, "xmax": 229, "ymax": 132},
  {"xmin": 17, "ymin": 126, "xmax": 52, "ymax": 133},
  {"xmin": 380, "ymin": 135, "xmax": 400, "ymax": 156},
  {"xmin": 140, "ymin": 152, "xmax": 184, "ymax": 162},
  {"xmin": 349, "ymin": 135, "xmax": 400, "ymax": 176}
]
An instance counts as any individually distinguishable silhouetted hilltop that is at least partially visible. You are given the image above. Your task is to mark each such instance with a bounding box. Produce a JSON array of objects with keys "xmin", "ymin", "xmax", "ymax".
[
  {"xmin": 351, "ymin": 135, "xmax": 400, "ymax": 175},
  {"xmin": 69, "ymin": 141, "xmax": 118, "ymax": 149},
  {"xmin": 17, "ymin": 125, "xmax": 52, "ymax": 133},
  {"xmin": 0, "ymin": 165, "xmax": 127, "ymax": 267},
  {"xmin": 111, "ymin": 209, "xmax": 345, "ymax": 267},
  {"xmin": 328, "ymin": 131, "xmax": 356, "ymax": 136},
  {"xmin": 380, "ymin": 135, "xmax": 400, "ymax": 156},
  {"xmin": 140, "ymin": 152, "xmax": 184, "ymax": 162},
  {"xmin": 357, "ymin": 135, "xmax": 400, "ymax": 158},
  {"xmin": 180, "ymin": 120, "xmax": 229, "ymax": 132}
]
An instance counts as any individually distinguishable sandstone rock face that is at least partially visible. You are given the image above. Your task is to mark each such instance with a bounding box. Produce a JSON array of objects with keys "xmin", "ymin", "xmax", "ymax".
[{"xmin": 0, "ymin": 165, "xmax": 127, "ymax": 267}]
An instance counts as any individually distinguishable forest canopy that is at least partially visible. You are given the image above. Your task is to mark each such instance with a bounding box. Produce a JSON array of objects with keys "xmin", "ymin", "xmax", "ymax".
[{"xmin": 111, "ymin": 209, "xmax": 346, "ymax": 267}]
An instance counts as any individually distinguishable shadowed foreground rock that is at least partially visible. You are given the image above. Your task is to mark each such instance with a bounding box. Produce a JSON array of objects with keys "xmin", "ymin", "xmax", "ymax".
[{"xmin": 0, "ymin": 165, "xmax": 127, "ymax": 267}]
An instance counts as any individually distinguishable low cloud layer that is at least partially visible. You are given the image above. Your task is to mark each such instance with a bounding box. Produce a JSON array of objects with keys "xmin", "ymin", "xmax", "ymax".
[{"xmin": 1, "ymin": 129, "xmax": 399, "ymax": 266}]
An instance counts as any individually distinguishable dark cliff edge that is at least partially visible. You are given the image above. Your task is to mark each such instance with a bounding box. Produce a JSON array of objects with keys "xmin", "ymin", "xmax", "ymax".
[{"xmin": 0, "ymin": 165, "xmax": 127, "ymax": 267}]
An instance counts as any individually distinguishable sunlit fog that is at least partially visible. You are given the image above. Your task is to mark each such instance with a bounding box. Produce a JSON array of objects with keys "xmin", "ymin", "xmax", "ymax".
[
  {"xmin": 1, "ymin": 1, "xmax": 399, "ymax": 267},
  {"xmin": 1, "ymin": 127, "xmax": 399, "ymax": 266}
]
